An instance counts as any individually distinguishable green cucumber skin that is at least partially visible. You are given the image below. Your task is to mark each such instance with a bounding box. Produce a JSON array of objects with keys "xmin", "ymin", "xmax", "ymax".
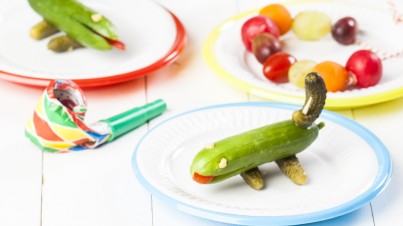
[
  {"xmin": 190, "ymin": 120, "xmax": 320, "ymax": 183},
  {"xmin": 44, "ymin": 0, "xmax": 117, "ymax": 39},
  {"xmin": 28, "ymin": 0, "xmax": 117, "ymax": 50}
]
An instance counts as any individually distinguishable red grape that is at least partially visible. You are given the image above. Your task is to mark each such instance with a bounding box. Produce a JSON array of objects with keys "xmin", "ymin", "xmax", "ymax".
[
  {"xmin": 241, "ymin": 16, "xmax": 280, "ymax": 51},
  {"xmin": 263, "ymin": 52, "xmax": 297, "ymax": 83},
  {"xmin": 252, "ymin": 33, "xmax": 282, "ymax": 64},
  {"xmin": 331, "ymin": 17, "xmax": 358, "ymax": 45},
  {"xmin": 345, "ymin": 50, "xmax": 382, "ymax": 88}
]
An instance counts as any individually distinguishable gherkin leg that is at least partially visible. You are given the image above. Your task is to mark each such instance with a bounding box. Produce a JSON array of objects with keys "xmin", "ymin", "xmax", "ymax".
[
  {"xmin": 275, "ymin": 155, "xmax": 307, "ymax": 185},
  {"xmin": 30, "ymin": 20, "xmax": 60, "ymax": 40},
  {"xmin": 240, "ymin": 167, "xmax": 264, "ymax": 190},
  {"xmin": 48, "ymin": 35, "xmax": 83, "ymax": 53}
]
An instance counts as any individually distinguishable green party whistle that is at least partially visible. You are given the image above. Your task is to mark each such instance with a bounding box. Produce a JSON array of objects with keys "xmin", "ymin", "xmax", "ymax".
[{"xmin": 101, "ymin": 99, "xmax": 167, "ymax": 141}]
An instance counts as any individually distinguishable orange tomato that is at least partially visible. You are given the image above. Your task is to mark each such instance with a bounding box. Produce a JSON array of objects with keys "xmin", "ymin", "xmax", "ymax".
[
  {"xmin": 312, "ymin": 61, "xmax": 349, "ymax": 92},
  {"xmin": 259, "ymin": 4, "xmax": 293, "ymax": 35}
]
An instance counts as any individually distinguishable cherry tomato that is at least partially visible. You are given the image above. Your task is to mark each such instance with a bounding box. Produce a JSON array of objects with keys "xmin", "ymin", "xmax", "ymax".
[
  {"xmin": 345, "ymin": 50, "xmax": 382, "ymax": 88},
  {"xmin": 241, "ymin": 16, "xmax": 280, "ymax": 51},
  {"xmin": 259, "ymin": 4, "xmax": 293, "ymax": 35},
  {"xmin": 263, "ymin": 52, "xmax": 297, "ymax": 83},
  {"xmin": 312, "ymin": 61, "xmax": 348, "ymax": 92},
  {"xmin": 193, "ymin": 172, "xmax": 214, "ymax": 184}
]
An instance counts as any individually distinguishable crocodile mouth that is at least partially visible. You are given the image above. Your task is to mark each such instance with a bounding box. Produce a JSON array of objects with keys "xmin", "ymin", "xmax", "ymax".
[
  {"xmin": 192, "ymin": 172, "xmax": 214, "ymax": 184},
  {"xmin": 79, "ymin": 21, "xmax": 125, "ymax": 50},
  {"xmin": 192, "ymin": 165, "xmax": 252, "ymax": 184},
  {"xmin": 104, "ymin": 37, "xmax": 125, "ymax": 50}
]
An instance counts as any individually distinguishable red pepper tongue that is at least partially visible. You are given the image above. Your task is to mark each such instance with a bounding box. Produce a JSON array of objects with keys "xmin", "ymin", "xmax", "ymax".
[
  {"xmin": 107, "ymin": 39, "xmax": 126, "ymax": 51},
  {"xmin": 193, "ymin": 172, "xmax": 214, "ymax": 184}
]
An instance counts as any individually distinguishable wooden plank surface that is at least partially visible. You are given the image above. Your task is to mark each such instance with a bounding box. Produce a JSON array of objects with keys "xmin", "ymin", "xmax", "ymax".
[{"xmin": 0, "ymin": 0, "xmax": 401, "ymax": 225}]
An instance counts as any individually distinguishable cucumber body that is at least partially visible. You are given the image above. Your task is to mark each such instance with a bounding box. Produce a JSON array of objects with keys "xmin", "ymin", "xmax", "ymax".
[
  {"xmin": 28, "ymin": 0, "xmax": 117, "ymax": 50},
  {"xmin": 190, "ymin": 120, "xmax": 320, "ymax": 183}
]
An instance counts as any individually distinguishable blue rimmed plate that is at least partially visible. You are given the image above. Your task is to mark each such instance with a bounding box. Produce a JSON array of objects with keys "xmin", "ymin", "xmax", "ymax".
[{"xmin": 132, "ymin": 102, "xmax": 392, "ymax": 225}]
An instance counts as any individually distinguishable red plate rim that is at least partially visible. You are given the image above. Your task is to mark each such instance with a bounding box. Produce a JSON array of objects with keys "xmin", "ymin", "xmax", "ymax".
[{"xmin": 0, "ymin": 9, "xmax": 187, "ymax": 88}]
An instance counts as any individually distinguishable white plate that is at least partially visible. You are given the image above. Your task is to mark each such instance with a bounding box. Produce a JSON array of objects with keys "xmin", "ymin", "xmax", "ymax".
[
  {"xmin": 0, "ymin": 0, "xmax": 186, "ymax": 87},
  {"xmin": 132, "ymin": 102, "xmax": 392, "ymax": 225},
  {"xmin": 203, "ymin": 1, "xmax": 403, "ymax": 109}
]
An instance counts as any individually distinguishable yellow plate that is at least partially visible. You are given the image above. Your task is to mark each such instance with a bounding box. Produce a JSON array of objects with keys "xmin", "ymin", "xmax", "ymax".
[{"xmin": 203, "ymin": 0, "xmax": 403, "ymax": 109}]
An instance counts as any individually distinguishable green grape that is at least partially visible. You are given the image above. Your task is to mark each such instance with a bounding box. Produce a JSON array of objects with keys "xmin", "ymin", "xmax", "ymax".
[
  {"xmin": 292, "ymin": 10, "xmax": 331, "ymax": 40},
  {"xmin": 288, "ymin": 60, "xmax": 316, "ymax": 88}
]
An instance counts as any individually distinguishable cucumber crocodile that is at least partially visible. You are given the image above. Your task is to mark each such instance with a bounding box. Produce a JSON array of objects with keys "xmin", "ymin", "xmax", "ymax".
[{"xmin": 190, "ymin": 72, "xmax": 327, "ymax": 185}]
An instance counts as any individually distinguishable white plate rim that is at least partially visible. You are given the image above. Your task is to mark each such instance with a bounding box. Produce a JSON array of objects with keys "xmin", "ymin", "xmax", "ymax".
[{"xmin": 131, "ymin": 102, "xmax": 392, "ymax": 225}]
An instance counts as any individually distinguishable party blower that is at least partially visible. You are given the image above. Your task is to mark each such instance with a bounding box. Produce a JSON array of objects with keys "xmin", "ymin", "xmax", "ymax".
[{"xmin": 25, "ymin": 80, "xmax": 166, "ymax": 153}]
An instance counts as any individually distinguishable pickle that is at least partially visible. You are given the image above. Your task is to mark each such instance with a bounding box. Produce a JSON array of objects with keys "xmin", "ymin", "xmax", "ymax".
[
  {"xmin": 275, "ymin": 155, "xmax": 307, "ymax": 185},
  {"xmin": 240, "ymin": 167, "xmax": 264, "ymax": 190},
  {"xmin": 29, "ymin": 20, "xmax": 59, "ymax": 40},
  {"xmin": 292, "ymin": 72, "xmax": 327, "ymax": 128},
  {"xmin": 48, "ymin": 35, "xmax": 83, "ymax": 53}
]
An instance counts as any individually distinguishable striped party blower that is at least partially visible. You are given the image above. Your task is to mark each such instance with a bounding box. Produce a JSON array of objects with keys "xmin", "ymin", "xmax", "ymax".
[{"xmin": 25, "ymin": 80, "xmax": 166, "ymax": 153}]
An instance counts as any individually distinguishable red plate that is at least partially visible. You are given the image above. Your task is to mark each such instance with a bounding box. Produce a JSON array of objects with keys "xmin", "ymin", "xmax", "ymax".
[{"xmin": 0, "ymin": 0, "xmax": 187, "ymax": 87}]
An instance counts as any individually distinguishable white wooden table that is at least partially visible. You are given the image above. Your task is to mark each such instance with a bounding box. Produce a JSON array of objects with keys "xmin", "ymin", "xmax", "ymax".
[{"xmin": 1, "ymin": 0, "xmax": 402, "ymax": 225}]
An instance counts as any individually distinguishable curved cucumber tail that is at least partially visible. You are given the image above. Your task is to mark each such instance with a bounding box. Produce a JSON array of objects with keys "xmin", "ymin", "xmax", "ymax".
[{"xmin": 293, "ymin": 72, "xmax": 327, "ymax": 128}]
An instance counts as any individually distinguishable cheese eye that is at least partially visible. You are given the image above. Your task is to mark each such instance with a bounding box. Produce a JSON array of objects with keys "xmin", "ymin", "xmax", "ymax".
[{"xmin": 218, "ymin": 158, "xmax": 227, "ymax": 168}]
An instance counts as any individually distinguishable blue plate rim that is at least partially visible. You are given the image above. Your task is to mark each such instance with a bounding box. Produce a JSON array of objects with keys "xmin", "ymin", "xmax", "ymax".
[{"xmin": 131, "ymin": 102, "xmax": 392, "ymax": 226}]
